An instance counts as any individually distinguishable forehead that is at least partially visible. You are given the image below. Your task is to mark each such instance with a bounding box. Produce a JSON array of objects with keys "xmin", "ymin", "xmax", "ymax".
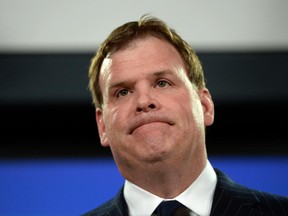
[{"xmin": 99, "ymin": 37, "xmax": 185, "ymax": 85}]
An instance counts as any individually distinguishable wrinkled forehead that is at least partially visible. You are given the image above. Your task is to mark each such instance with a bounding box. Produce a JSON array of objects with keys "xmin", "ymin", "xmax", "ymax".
[
  {"xmin": 98, "ymin": 36, "xmax": 191, "ymax": 90},
  {"xmin": 99, "ymin": 38, "xmax": 142, "ymax": 79}
]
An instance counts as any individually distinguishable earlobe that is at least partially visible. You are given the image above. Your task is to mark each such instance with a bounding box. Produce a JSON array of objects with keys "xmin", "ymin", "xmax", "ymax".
[
  {"xmin": 198, "ymin": 88, "xmax": 214, "ymax": 126},
  {"xmin": 96, "ymin": 108, "xmax": 109, "ymax": 147}
]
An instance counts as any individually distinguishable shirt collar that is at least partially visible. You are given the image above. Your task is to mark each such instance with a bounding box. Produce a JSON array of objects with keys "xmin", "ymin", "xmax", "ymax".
[{"xmin": 123, "ymin": 160, "xmax": 217, "ymax": 216}]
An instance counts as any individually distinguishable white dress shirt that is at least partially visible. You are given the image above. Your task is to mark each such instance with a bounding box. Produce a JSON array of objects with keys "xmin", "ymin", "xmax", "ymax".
[{"xmin": 123, "ymin": 160, "xmax": 217, "ymax": 216}]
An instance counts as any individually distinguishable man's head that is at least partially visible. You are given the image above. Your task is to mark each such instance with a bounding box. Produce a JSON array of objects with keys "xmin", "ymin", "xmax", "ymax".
[
  {"xmin": 88, "ymin": 15, "xmax": 214, "ymax": 184},
  {"xmin": 89, "ymin": 15, "xmax": 206, "ymax": 109}
]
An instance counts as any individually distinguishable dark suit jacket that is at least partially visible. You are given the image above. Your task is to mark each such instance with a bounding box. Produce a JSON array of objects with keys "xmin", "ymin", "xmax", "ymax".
[{"xmin": 83, "ymin": 169, "xmax": 288, "ymax": 216}]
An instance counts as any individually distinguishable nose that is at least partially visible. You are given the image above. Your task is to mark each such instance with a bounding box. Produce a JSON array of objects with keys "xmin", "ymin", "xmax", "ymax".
[{"xmin": 135, "ymin": 90, "xmax": 158, "ymax": 113}]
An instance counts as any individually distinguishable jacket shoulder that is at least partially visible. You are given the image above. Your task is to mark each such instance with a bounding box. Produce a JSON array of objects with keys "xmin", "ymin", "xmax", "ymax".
[
  {"xmin": 82, "ymin": 188, "xmax": 128, "ymax": 216},
  {"xmin": 213, "ymin": 169, "xmax": 288, "ymax": 215},
  {"xmin": 252, "ymin": 188, "xmax": 288, "ymax": 213},
  {"xmin": 82, "ymin": 198, "xmax": 116, "ymax": 216}
]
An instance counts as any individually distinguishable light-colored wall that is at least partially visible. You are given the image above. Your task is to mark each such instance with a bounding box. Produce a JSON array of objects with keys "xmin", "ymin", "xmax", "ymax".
[{"xmin": 1, "ymin": 0, "xmax": 288, "ymax": 52}]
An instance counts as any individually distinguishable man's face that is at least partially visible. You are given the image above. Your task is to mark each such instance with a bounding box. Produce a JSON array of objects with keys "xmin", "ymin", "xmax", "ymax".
[{"xmin": 96, "ymin": 36, "xmax": 214, "ymax": 174}]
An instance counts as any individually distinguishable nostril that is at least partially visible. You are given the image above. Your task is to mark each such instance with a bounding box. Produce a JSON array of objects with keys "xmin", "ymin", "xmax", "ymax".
[
  {"xmin": 148, "ymin": 104, "xmax": 156, "ymax": 109},
  {"xmin": 136, "ymin": 103, "xmax": 156, "ymax": 113}
]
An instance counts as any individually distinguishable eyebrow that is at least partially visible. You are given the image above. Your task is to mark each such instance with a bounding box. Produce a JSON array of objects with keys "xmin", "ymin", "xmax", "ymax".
[
  {"xmin": 152, "ymin": 70, "xmax": 174, "ymax": 77},
  {"xmin": 108, "ymin": 80, "xmax": 135, "ymax": 91},
  {"xmin": 108, "ymin": 70, "xmax": 175, "ymax": 91}
]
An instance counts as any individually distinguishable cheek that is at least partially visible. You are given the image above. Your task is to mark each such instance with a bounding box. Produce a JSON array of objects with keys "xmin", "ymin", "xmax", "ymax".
[
  {"xmin": 104, "ymin": 107, "xmax": 119, "ymax": 130},
  {"xmin": 177, "ymin": 93, "xmax": 204, "ymax": 128},
  {"xmin": 104, "ymin": 105, "xmax": 128, "ymax": 134}
]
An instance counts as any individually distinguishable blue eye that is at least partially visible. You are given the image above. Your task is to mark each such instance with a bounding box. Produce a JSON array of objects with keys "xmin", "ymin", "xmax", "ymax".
[
  {"xmin": 117, "ymin": 89, "xmax": 130, "ymax": 97},
  {"xmin": 157, "ymin": 80, "xmax": 169, "ymax": 87}
]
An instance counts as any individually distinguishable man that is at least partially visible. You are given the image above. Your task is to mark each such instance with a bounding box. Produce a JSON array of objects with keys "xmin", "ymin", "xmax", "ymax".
[{"xmin": 84, "ymin": 16, "xmax": 288, "ymax": 216}]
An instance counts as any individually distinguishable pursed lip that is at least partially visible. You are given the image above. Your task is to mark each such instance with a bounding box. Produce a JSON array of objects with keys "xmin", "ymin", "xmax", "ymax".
[{"xmin": 128, "ymin": 114, "xmax": 174, "ymax": 134}]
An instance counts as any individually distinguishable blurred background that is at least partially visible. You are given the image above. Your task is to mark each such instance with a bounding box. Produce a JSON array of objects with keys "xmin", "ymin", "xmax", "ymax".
[{"xmin": 0, "ymin": 0, "xmax": 288, "ymax": 215}]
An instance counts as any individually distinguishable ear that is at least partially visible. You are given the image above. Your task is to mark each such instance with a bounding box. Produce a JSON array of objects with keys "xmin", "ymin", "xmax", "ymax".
[
  {"xmin": 96, "ymin": 108, "xmax": 110, "ymax": 147},
  {"xmin": 198, "ymin": 88, "xmax": 214, "ymax": 126}
]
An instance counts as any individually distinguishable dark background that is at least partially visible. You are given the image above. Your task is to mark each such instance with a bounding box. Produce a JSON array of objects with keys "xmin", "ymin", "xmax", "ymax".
[{"xmin": 1, "ymin": 51, "xmax": 288, "ymax": 158}]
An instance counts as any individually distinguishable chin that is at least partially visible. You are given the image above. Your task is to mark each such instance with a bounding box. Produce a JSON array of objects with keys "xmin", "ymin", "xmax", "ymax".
[{"xmin": 139, "ymin": 148, "xmax": 171, "ymax": 164}]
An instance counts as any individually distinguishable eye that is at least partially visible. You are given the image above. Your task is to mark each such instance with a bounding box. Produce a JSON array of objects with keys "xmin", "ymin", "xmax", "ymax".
[
  {"xmin": 157, "ymin": 80, "xmax": 170, "ymax": 88},
  {"xmin": 117, "ymin": 89, "xmax": 130, "ymax": 97}
]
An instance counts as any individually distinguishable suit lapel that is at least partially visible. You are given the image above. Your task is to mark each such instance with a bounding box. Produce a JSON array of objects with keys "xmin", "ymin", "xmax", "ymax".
[
  {"xmin": 211, "ymin": 169, "xmax": 267, "ymax": 216},
  {"xmin": 104, "ymin": 187, "xmax": 129, "ymax": 216}
]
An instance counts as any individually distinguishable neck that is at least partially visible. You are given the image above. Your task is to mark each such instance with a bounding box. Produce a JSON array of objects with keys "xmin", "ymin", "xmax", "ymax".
[{"xmin": 120, "ymin": 153, "xmax": 207, "ymax": 198}]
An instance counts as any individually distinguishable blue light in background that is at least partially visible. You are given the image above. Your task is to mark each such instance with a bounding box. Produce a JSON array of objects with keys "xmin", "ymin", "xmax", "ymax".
[{"xmin": 0, "ymin": 156, "xmax": 287, "ymax": 216}]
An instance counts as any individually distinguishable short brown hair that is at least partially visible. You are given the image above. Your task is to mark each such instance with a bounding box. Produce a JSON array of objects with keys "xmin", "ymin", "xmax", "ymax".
[{"xmin": 88, "ymin": 15, "xmax": 205, "ymax": 108}]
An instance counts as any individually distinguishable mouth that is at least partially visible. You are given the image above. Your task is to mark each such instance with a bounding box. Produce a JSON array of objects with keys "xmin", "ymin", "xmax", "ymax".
[{"xmin": 128, "ymin": 115, "xmax": 174, "ymax": 135}]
